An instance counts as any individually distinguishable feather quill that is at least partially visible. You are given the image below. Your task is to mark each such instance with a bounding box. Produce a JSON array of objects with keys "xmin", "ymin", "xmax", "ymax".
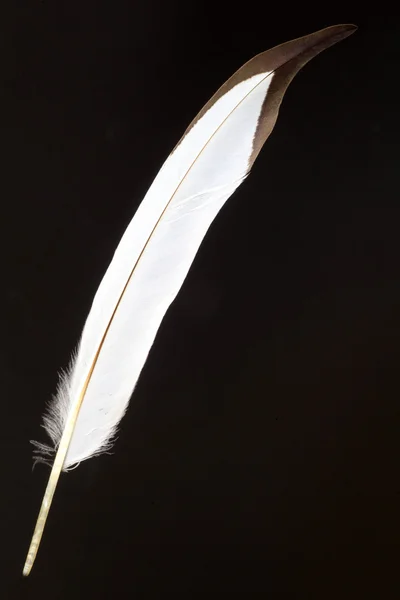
[{"xmin": 23, "ymin": 24, "xmax": 356, "ymax": 575}]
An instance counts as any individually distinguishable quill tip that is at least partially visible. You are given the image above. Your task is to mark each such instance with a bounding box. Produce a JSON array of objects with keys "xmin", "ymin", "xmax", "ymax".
[{"xmin": 23, "ymin": 541, "xmax": 37, "ymax": 576}]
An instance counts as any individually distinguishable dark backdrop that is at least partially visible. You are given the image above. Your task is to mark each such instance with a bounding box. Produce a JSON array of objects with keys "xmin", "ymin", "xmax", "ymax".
[{"xmin": 2, "ymin": 3, "xmax": 398, "ymax": 598}]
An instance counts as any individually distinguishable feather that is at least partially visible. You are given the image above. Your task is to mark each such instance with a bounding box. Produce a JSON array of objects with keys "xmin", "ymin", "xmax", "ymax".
[{"xmin": 23, "ymin": 24, "xmax": 356, "ymax": 575}]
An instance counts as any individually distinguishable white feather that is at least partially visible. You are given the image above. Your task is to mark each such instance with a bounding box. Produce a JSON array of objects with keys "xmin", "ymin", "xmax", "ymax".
[{"xmin": 24, "ymin": 25, "xmax": 356, "ymax": 576}]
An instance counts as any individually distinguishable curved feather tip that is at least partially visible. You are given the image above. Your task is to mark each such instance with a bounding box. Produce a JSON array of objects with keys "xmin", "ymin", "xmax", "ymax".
[{"xmin": 23, "ymin": 23, "xmax": 356, "ymax": 575}]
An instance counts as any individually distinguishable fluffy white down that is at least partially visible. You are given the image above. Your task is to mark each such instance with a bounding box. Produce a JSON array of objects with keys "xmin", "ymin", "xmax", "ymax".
[{"xmin": 40, "ymin": 71, "xmax": 274, "ymax": 468}]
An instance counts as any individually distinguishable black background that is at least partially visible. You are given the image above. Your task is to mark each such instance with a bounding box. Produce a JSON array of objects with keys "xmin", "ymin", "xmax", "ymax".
[{"xmin": 2, "ymin": 3, "xmax": 398, "ymax": 598}]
